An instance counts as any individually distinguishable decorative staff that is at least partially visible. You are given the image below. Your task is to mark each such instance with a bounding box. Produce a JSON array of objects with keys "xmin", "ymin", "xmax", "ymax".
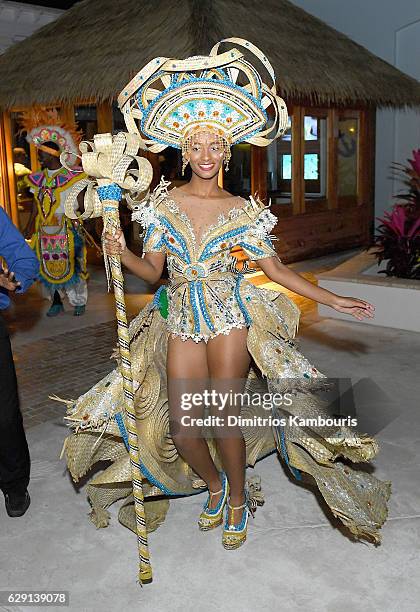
[{"xmin": 62, "ymin": 131, "xmax": 154, "ymax": 584}]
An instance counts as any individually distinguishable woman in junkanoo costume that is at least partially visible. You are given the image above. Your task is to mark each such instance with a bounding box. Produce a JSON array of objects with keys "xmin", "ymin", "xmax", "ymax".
[{"xmin": 61, "ymin": 39, "xmax": 391, "ymax": 553}]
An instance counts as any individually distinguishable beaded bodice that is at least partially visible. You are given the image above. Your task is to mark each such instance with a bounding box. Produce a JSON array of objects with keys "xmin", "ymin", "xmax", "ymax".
[{"xmin": 131, "ymin": 178, "xmax": 280, "ymax": 342}]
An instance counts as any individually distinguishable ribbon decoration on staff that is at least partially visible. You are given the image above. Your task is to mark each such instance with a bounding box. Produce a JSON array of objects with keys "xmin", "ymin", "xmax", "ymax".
[{"xmin": 63, "ymin": 132, "xmax": 154, "ymax": 585}]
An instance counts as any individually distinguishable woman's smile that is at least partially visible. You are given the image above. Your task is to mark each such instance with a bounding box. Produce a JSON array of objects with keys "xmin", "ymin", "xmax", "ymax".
[{"xmin": 197, "ymin": 162, "xmax": 215, "ymax": 171}]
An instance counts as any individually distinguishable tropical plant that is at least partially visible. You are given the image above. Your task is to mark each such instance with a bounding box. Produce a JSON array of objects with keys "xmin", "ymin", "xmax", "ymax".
[{"xmin": 372, "ymin": 149, "xmax": 420, "ymax": 279}]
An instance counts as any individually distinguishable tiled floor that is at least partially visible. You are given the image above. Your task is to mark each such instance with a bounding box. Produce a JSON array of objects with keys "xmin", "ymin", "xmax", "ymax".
[{"xmin": 12, "ymin": 321, "xmax": 117, "ymax": 429}]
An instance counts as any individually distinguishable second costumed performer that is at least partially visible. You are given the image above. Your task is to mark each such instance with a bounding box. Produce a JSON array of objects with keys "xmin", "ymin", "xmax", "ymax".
[
  {"xmin": 21, "ymin": 110, "xmax": 89, "ymax": 317},
  {"xmin": 60, "ymin": 39, "xmax": 391, "ymax": 564}
]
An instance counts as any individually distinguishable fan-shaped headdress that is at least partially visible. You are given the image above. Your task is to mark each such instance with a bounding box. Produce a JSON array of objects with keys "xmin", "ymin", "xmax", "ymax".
[
  {"xmin": 20, "ymin": 108, "xmax": 83, "ymax": 166},
  {"xmin": 118, "ymin": 37, "xmax": 289, "ymax": 167}
]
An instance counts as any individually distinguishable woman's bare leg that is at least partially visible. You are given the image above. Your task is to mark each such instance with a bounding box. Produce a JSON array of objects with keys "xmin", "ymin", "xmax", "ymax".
[
  {"xmin": 167, "ymin": 335, "xmax": 222, "ymax": 505},
  {"xmin": 206, "ymin": 327, "xmax": 251, "ymax": 524}
]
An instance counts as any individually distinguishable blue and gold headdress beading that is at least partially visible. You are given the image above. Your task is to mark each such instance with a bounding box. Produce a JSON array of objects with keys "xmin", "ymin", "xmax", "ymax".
[{"xmin": 117, "ymin": 38, "xmax": 289, "ymax": 158}]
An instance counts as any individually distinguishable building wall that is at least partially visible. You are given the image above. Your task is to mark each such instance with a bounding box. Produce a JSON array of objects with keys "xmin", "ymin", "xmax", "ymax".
[
  {"xmin": 290, "ymin": 0, "xmax": 420, "ymax": 223},
  {"xmin": 0, "ymin": 0, "xmax": 62, "ymax": 54}
]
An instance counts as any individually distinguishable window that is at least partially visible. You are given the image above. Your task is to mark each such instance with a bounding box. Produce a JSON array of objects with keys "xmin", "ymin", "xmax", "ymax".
[
  {"xmin": 338, "ymin": 115, "xmax": 359, "ymax": 200},
  {"xmin": 304, "ymin": 113, "xmax": 327, "ymax": 200},
  {"xmin": 267, "ymin": 115, "xmax": 292, "ymax": 205},
  {"xmin": 74, "ymin": 105, "xmax": 97, "ymax": 140}
]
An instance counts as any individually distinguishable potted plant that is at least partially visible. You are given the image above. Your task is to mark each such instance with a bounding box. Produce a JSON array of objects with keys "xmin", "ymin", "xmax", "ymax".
[{"xmin": 372, "ymin": 149, "xmax": 420, "ymax": 279}]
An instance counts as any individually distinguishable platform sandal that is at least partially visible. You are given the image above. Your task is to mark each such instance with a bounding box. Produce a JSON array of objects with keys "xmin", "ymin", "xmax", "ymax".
[
  {"xmin": 222, "ymin": 491, "xmax": 255, "ymax": 550},
  {"xmin": 198, "ymin": 472, "xmax": 229, "ymax": 531}
]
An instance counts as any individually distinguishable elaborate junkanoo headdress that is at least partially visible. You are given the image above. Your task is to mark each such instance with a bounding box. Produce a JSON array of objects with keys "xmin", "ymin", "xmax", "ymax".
[
  {"xmin": 117, "ymin": 38, "xmax": 289, "ymax": 172},
  {"xmin": 20, "ymin": 108, "xmax": 83, "ymax": 166}
]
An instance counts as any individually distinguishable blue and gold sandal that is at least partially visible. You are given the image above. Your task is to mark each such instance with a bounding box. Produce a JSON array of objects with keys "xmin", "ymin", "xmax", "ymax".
[
  {"xmin": 222, "ymin": 491, "xmax": 254, "ymax": 550},
  {"xmin": 198, "ymin": 472, "xmax": 229, "ymax": 531}
]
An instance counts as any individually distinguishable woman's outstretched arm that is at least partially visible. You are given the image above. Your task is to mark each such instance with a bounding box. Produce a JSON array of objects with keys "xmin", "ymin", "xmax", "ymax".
[
  {"xmin": 103, "ymin": 229, "xmax": 165, "ymax": 284},
  {"xmin": 258, "ymin": 256, "xmax": 375, "ymax": 322}
]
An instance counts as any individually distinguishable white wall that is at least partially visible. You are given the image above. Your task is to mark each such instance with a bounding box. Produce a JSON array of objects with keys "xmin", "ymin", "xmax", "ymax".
[
  {"xmin": 0, "ymin": 1, "xmax": 62, "ymax": 54},
  {"xmin": 290, "ymin": 0, "xmax": 420, "ymax": 223}
]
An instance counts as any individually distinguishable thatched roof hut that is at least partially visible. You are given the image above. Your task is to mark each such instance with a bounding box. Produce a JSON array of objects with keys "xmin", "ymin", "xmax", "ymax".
[{"xmin": 0, "ymin": 0, "xmax": 419, "ymax": 109}]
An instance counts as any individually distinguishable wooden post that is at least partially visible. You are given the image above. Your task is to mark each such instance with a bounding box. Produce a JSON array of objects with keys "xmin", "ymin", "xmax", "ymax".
[
  {"xmin": 0, "ymin": 112, "xmax": 10, "ymax": 213},
  {"xmin": 60, "ymin": 104, "xmax": 75, "ymax": 126},
  {"xmin": 1, "ymin": 111, "xmax": 19, "ymax": 226},
  {"xmin": 327, "ymin": 108, "xmax": 338, "ymax": 209},
  {"xmin": 358, "ymin": 109, "xmax": 372, "ymax": 206},
  {"xmin": 358, "ymin": 109, "xmax": 376, "ymax": 241},
  {"xmin": 291, "ymin": 106, "xmax": 304, "ymax": 215}
]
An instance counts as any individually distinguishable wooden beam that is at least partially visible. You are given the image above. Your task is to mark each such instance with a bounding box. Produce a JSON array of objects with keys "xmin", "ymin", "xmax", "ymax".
[
  {"xmin": 1, "ymin": 111, "xmax": 19, "ymax": 226},
  {"xmin": 0, "ymin": 112, "xmax": 11, "ymax": 213},
  {"xmin": 327, "ymin": 108, "xmax": 338, "ymax": 209},
  {"xmin": 60, "ymin": 104, "xmax": 75, "ymax": 126},
  {"xmin": 358, "ymin": 109, "xmax": 376, "ymax": 241},
  {"xmin": 291, "ymin": 106, "xmax": 304, "ymax": 215},
  {"xmin": 358, "ymin": 109, "xmax": 369, "ymax": 206}
]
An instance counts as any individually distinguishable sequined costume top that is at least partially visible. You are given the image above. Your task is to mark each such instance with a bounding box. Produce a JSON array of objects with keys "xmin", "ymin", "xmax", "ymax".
[{"xmin": 131, "ymin": 178, "xmax": 283, "ymax": 343}]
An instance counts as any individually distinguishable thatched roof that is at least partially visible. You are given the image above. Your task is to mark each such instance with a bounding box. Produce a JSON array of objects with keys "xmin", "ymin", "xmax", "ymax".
[{"xmin": 1, "ymin": 0, "xmax": 420, "ymax": 109}]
